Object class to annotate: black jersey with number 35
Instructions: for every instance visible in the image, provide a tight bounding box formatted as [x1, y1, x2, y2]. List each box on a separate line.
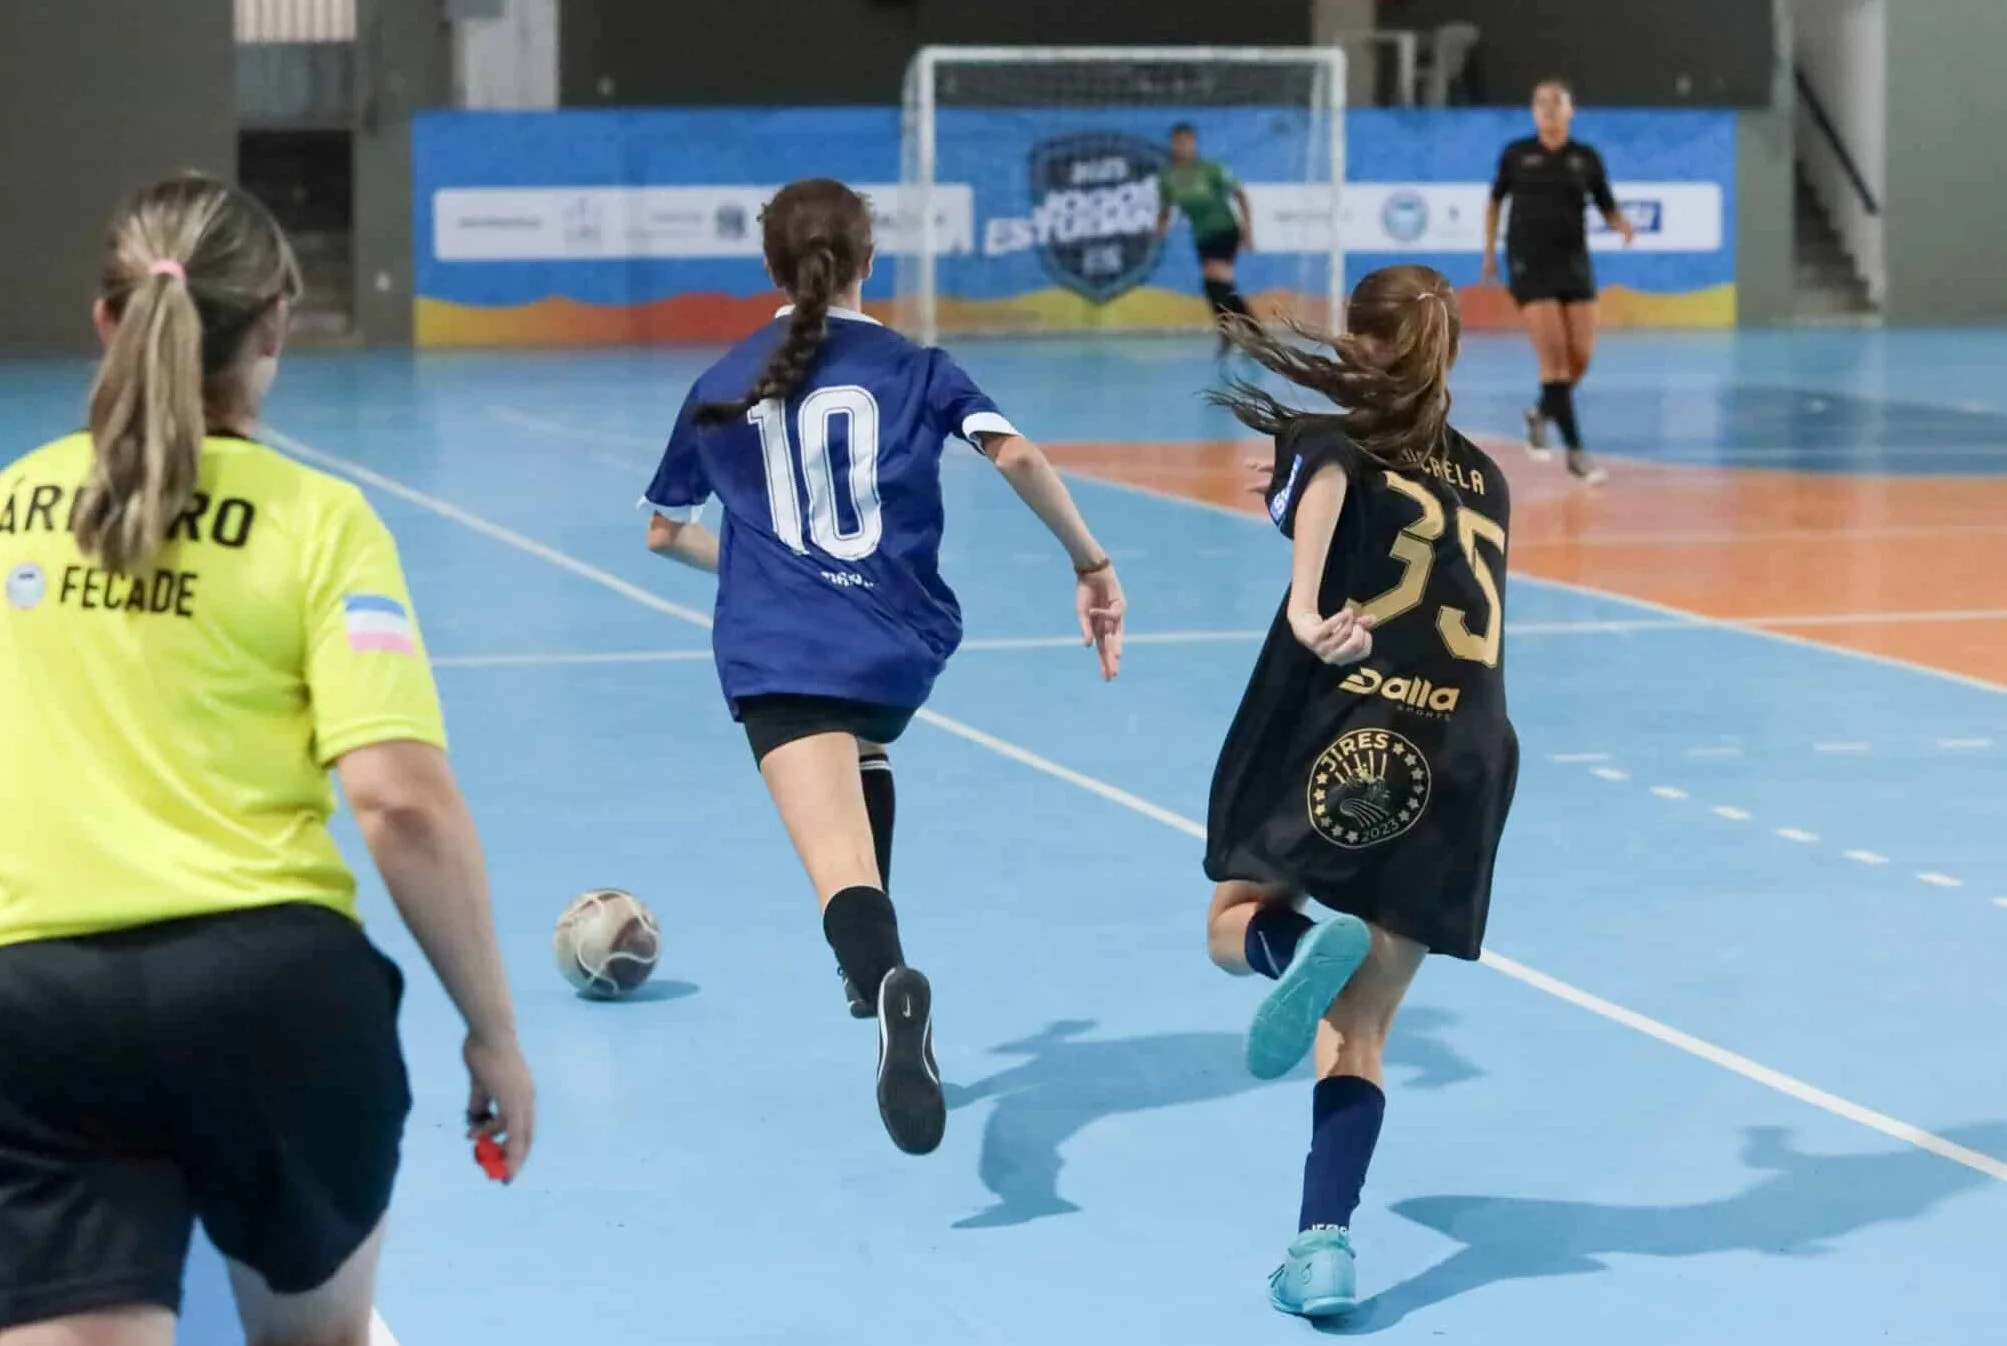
[1204, 423, 1519, 960]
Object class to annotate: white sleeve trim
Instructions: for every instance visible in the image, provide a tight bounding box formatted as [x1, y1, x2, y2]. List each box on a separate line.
[637, 496, 706, 523]
[961, 411, 1019, 443]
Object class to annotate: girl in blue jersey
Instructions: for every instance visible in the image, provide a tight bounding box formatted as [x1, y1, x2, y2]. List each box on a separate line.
[641, 178, 1126, 1156]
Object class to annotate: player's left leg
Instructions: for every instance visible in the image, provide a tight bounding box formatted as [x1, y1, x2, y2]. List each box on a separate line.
[1559, 299, 1607, 483]
[761, 731, 944, 1155]
[1269, 923, 1426, 1320]
[840, 740, 897, 1018]
[1208, 881, 1373, 1082]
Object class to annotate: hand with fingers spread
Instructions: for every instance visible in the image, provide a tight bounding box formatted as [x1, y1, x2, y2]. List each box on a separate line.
[465, 1030, 536, 1183]
[1075, 558, 1126, 680]
[1288, 606, 1378, 666]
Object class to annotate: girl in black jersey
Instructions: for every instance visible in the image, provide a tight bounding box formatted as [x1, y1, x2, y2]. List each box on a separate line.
[1480, 79, 1633, 483]
[1201, 265, 1518, 1320]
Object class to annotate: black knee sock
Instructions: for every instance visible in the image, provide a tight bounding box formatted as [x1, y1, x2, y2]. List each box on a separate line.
[860, 749, 895, 892]
[1203, 278, 1253, 323]
[824, 886, 904, 1009]
[1540, 381, 1583, 450]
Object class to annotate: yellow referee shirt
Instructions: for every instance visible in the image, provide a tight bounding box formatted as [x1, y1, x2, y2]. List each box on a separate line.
[0, 432, 447, 946]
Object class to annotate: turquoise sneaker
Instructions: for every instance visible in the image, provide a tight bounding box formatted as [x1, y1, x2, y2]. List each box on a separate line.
[1245, 914, 1371, 1080]
[1268, 1227, 1358, 1318]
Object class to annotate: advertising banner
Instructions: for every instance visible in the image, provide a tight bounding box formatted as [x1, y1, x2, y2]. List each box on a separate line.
[413, 106, 1735, 345]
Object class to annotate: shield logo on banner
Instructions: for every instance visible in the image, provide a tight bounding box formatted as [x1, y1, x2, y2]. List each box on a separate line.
[1027, 132, 1168, 305]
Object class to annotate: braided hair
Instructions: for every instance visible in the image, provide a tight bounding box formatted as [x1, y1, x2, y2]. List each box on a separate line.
[694, 179, 874, 425]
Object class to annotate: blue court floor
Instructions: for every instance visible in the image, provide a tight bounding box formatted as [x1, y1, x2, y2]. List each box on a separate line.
[5, 329, 2006, 1346]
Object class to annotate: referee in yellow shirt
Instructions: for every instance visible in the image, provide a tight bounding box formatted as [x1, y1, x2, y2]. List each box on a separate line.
[0, 174, 533, 1346]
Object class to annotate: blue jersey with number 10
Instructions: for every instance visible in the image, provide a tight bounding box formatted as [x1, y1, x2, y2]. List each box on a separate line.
[642, 306, 1017, 717]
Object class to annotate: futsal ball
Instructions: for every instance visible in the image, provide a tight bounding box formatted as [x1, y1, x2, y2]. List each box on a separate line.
[553, 888, 661, 999]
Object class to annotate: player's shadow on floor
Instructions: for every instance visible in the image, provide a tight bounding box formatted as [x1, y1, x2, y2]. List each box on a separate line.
[945, 1008, 1477, 1230]
[1329, 1122, 2007, 1336]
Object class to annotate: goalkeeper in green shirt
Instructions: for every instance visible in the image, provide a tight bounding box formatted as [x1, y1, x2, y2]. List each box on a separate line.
[1156, 122, 1257, 346]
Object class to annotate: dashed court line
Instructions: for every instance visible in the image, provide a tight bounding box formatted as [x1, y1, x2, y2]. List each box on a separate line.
[1555, 753, 1990, 907]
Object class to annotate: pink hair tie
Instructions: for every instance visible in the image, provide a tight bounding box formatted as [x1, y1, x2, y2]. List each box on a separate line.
[147, 259, 186, 281]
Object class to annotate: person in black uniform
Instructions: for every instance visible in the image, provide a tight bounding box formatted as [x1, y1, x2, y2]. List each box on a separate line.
[1202, 264, 1518, 1320]
[1480, 78, 1634, 484]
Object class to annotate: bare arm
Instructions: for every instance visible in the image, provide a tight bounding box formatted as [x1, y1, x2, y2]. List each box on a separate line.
[983, 433, 1126, 678]
[1234, 185, 1256, 247]
[1481, 200, 1501, 277]
[984, 434, 1108, 569]
[1285, 463, 1376, 664]
[338, 739, 535, 1174]
[646, 511, 719, 573]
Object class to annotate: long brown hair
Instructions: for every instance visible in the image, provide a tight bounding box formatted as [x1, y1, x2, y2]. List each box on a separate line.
[693, 179, 874, 425]
[76, 174, 301, 573]
[1207, 263, 1460, 471]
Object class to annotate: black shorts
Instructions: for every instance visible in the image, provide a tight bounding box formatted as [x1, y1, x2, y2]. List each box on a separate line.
[0, 903, 409, 1329]
[1508, 249, 1596, 306]
[1195, 226, 1243, 265]
[739, 693, 917, 765]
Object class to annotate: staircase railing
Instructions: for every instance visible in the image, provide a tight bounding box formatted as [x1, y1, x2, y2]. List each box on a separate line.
[1793, 63, 1879, 217]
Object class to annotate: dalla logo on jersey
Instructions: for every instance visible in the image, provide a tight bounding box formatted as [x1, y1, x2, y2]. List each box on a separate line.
[1307, 727, 1432, 851]
[1025, 132, 1167, 304]
[1339, 665, 1460, 718]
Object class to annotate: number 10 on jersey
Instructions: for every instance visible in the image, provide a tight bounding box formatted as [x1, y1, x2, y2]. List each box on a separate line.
[748, 387, 884, 562]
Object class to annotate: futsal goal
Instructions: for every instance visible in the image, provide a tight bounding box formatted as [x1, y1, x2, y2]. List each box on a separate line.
[895, 46, 1347, 345]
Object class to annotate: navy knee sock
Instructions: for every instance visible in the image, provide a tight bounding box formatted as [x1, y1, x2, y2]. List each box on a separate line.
[1299, 1075, 1387, 1232]
[1244, 904, 1314, 979]
[1540, 380, 1583, 450]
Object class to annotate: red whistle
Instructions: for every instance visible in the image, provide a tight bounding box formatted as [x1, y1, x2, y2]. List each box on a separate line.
[474, 1134, 508, 1182]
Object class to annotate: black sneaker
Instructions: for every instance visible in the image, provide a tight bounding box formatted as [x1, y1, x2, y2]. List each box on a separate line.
[1523, 407, 1554, 462]
[1566, 448, 1609, 485]
[840, 968, 873, 1019]
[875, 966, 945, 1156]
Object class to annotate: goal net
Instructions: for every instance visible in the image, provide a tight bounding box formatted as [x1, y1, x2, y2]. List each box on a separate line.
[895, 46, 1346, 345]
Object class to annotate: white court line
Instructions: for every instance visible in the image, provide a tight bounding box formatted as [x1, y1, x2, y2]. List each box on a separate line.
[1651, 786, 1689, 800]
[488, 404, 663, 452]
[1937, 737, 1994, 750]
[264, 422, 2007, 1190]
[1590, 766, 1631, 781]
[1712, 806, 1752, 821]
[1548, 752, 1611, 764]
[1777, 828, 1820, 844]
[1814, 742, 1870, 753]
[1918, 873, 1965, 889]
[1844, 849, 1890, 866]
[372, 1313, 399, 1346]
[1687, 746, 1743, 758]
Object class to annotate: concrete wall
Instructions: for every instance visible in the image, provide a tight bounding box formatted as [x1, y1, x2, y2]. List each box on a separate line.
[1881, 0, 2007, 324]
[352, 0, 451, 344]
[0, 2, 236, 352]
[1794, 0, 1885, 305]
[1735, 0, 1798, 327]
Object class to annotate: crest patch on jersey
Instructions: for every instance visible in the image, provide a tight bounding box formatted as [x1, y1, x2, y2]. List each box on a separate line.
[1306, 726, 1432, 850]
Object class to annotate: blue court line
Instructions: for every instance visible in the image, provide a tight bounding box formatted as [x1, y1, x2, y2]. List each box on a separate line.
[259, 420, 2007, 1192]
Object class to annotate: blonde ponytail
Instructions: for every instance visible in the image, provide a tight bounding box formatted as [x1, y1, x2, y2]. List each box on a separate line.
[72, 174, 303, 575]
[76, 268, 208, 573]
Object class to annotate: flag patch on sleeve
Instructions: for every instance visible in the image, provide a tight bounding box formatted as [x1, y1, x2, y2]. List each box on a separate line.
[343, 594, 416, 654]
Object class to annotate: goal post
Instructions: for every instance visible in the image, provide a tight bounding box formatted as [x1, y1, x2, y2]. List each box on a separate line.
[896, 45, 1346, 346]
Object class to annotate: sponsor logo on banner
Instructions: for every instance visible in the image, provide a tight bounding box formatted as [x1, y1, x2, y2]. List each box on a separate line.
[1243, 181, 1722, 254]
[1015, 133, 1168, 304]
[433, 185, 973, 261]
[1379, 189, 1429, 244]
